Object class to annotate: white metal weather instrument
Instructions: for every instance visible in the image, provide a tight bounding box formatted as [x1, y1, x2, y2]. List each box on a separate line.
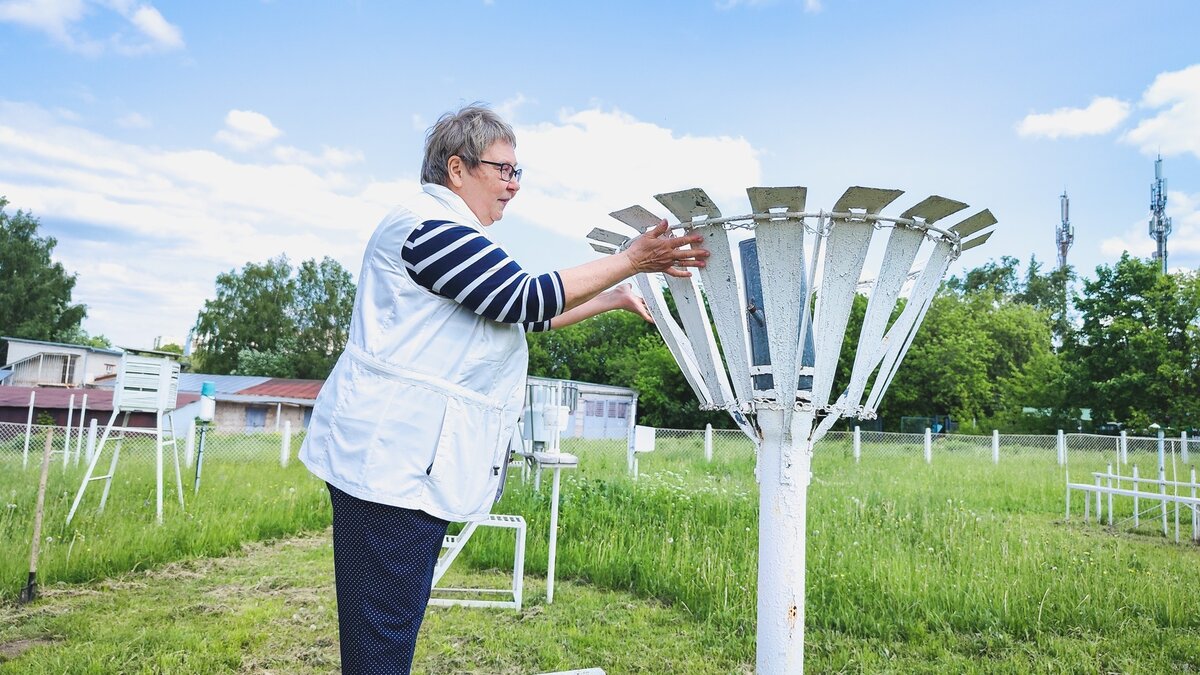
[588, 185, 995, 674]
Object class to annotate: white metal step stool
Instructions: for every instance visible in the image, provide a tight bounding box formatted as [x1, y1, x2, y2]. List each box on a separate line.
[430, 513, 526, 610]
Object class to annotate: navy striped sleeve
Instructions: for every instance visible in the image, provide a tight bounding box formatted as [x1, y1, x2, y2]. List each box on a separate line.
[402, 220, 565, 326]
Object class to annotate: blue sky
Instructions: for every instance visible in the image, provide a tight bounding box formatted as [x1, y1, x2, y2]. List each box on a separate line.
[1, 0, 1198, 349]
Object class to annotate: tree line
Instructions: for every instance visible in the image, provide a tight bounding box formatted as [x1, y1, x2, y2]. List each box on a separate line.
[5, 199, 1196, 434]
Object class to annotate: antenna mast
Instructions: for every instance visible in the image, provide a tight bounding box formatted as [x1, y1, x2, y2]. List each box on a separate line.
[1149, 155, 1172, 273]
[1056, 191, 1073, 271]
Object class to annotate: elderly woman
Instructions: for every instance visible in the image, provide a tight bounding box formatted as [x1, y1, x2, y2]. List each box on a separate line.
[299, 104, 707, 673]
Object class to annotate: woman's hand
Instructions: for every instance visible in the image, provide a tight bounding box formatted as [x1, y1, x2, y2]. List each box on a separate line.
[625, 219, 708, 278]
[608, 283, 653, 323]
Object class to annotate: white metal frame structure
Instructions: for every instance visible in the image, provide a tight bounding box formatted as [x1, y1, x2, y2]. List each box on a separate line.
[67, 352, 185, 525]
[588, 185, 995, 674]
[430, 513, 527, 610]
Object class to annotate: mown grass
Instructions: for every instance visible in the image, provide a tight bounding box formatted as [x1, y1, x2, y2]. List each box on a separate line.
[3, 433, 1199, 672]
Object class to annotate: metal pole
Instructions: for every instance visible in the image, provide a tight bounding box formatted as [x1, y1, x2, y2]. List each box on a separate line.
[1159, 429, 1167, 535]
[546, 466, 562, 604]
[85, 419, 97, 464]
[185, 419, 196, 468]
[1106, 463, 1113, 526]
[22, 390, 34, 469]
[156, 410, 164, 525]
[755, 409, 812, 674]
[75, 394, 88, 466]
[63, 394, 74, 469]
[1132, 465, 1140, 528]
[280, 420, 292, 467]
[193, 424, 208, 495]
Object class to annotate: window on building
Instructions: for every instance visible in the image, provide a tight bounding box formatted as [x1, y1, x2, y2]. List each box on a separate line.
[245, 406, 268, 431]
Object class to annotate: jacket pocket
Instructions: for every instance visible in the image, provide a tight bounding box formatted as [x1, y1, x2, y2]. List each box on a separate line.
[425, 396, 505, 517]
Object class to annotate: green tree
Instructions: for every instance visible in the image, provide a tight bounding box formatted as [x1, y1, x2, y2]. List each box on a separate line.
[192, 256, 296, 375]
[193, 255, 355, 378]
[291, 257, 356, 379]
[0, 197, 87, 362]
[1070, 254, 1200, 431]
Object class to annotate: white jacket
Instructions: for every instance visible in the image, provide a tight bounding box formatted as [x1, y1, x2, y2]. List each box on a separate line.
[299, 184, 528, 522]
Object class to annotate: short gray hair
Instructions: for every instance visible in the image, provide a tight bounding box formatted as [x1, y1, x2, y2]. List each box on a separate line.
[421, 104, 517, 186]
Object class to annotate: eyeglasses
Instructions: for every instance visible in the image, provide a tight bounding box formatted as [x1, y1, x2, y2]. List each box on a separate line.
[478, 160, 522, 183]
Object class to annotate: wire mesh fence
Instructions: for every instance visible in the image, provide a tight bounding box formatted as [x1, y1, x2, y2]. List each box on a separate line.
[1, 420, 307, 471]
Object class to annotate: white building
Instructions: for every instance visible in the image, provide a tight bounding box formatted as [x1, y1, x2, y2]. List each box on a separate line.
[0, 337, 123, 388]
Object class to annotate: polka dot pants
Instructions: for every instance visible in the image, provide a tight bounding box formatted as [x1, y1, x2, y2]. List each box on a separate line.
[327, 483, 450, 674]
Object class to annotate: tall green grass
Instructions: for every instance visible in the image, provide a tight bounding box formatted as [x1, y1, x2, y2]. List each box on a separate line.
[4, 432, 1198, 668]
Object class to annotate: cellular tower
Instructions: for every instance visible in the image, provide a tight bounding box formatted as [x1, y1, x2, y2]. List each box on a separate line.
[1149, 155, 1172, 274]
[1056, 191, 1073, 271]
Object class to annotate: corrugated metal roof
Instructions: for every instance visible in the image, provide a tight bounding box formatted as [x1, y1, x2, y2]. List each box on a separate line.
[0, 386, 199, 410]
[238, 378, 324, 400]
[177, 373, 270, 395]
[2, 336, 124, 356]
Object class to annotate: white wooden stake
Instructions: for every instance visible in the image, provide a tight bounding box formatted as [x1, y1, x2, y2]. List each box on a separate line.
[992, 429, 999, 465]
[853, 426, 861, 463]
[22, 390, 35, 469]
[63, 394, 75, 469]
[924, 428, 932, 464]
[1120, 430, 1128, 465]
[704, 423, 713, 463]
[281, 420, 292, 467]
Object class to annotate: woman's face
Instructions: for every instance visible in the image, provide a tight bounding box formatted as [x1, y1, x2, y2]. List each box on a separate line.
[449, 140, 520, 226]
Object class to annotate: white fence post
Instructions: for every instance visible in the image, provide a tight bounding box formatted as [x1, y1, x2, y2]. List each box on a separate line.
[1182, 431, 1190, 464]
[85, 419, 98, 464]
[924, 428, 932, 464]
[625, 396, 639, 477]
[185, 419, 196, 468]
[1132, 465, 1140, 528]
[1120, 430, 1128, 465]
[75, 394, 88, 465]
[63, 394, 75, 469]
[704, 423, 713, 463]
[23, 390, 35, 469]
[853, 426, 861, 463]
[1057, 430, 1065, 466]
[280, 421, 292, 468]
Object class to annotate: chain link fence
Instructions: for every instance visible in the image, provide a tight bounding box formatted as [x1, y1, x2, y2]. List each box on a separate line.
[6, 417, 1194, 487]
[1, 420, 307, 472]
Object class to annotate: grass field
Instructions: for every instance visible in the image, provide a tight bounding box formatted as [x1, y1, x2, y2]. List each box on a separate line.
[2, 432, 1198, 672]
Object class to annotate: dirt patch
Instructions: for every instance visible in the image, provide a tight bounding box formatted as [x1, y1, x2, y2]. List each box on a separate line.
[0, 637, 56, 661]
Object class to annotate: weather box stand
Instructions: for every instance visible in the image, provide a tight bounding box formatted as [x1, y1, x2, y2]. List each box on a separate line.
[67, 348, 185, 525]
[588, 185, 995, 673]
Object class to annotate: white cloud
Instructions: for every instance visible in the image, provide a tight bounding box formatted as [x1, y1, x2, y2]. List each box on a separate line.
[1016, 97, 1130, 139]
[0, 0, 183, 56]
[510, 107, 762, 239]
[272, 144, 365, 168]
[0, 100, 416, 346]
[127, 4, 181, 50]
[0, 101, 764, 346]
[115, 111, 150, 128]
[1099, 189, 1200, 272]
[214, 109, 283, 151]
[1123, 63, 1200, 159]
[495, 93, 530, 123]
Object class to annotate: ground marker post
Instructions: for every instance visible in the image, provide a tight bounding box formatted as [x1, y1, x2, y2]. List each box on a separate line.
[590, 185, 995, 673]
[924, 428, 932, 464]
[20, 431, 54, 604]
[853, 426, 861, 463]
[992, 429, 999, 465]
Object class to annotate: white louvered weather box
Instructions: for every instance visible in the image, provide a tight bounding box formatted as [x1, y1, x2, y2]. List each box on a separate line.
[114, 352, 181, 413]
